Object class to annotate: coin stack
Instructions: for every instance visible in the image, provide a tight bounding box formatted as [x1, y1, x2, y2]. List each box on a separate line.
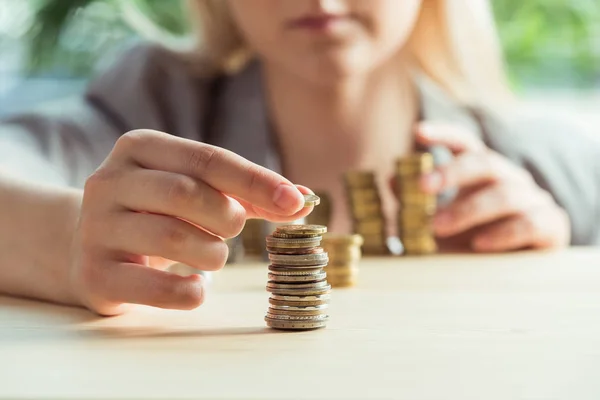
[395, 152, 437, 255]
[343, 171, 388, 255]
[265, 224, 331, 330]
[321, 234, 363, 288]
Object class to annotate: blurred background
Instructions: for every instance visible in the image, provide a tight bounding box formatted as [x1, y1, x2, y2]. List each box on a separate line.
[0, 0, 599, 126]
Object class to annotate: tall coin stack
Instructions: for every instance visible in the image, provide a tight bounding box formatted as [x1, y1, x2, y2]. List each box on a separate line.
[344, 171, 389, 255]
[265, 224, 331, 330]
[321, 234, 364, 288]
[395, 152, 437, 255]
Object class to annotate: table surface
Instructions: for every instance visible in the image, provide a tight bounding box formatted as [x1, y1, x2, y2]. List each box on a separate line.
[1, 248, 600, 400]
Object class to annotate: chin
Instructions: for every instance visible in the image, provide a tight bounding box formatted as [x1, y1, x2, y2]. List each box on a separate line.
[297, 51, 374, 87]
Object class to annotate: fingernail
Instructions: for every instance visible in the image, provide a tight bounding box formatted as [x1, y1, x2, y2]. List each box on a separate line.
[273, 184, 303, 213]
[421, 172, 442, 193]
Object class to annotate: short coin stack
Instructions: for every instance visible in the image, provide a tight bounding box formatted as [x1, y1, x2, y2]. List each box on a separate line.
[343, 171, 388, 255]
[395, 152, 437, 255]
[321, 234, 364, 288]
[265, 224, 331, 330]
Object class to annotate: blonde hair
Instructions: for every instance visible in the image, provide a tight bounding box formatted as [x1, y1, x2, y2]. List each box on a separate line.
[124, 0, 513, 106]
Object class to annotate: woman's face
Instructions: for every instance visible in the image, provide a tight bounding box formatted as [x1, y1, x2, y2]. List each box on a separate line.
[226, 0, 423, 84]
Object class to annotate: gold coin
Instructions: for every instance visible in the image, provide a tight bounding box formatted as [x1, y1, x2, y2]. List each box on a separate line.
[351, 203, 383, 220]
[303, 194, 321, 207]
[322, 233, 364, 247]
[395, 153, 434, 175]
[265, 317, 328, 330]
[276, 224, 327, 236]
[348, 188, 380, 205]
[343, 171, 376, 188]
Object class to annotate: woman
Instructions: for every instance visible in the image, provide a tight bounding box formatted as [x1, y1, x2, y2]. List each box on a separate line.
[0, 0, 598, 315]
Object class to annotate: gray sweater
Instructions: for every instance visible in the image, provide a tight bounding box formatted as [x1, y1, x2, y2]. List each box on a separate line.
[1, 44, 599, 244]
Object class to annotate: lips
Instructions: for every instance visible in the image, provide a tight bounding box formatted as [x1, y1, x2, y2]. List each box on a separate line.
[287, 14, 353, 31]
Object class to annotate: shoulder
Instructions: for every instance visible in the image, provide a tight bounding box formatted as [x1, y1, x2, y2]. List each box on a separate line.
[85, 41, 218, 138]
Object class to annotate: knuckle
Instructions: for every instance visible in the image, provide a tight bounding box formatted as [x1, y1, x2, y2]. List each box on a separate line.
[209, 240, 229, 271]
[224, 205, 247, 238]
[166, 176, 198, 207]
[187, 145, 219, 174]
[116, 130, 150, 153]
[161, 222, 189, 253]
[85, 167, 117, 194]
[245, 164, 265, 192]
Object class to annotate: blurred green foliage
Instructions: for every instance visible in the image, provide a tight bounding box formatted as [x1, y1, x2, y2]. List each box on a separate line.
[2, 0, 599, 87]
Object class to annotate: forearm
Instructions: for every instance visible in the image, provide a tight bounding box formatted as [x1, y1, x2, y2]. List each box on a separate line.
[0, 173, 82, 305]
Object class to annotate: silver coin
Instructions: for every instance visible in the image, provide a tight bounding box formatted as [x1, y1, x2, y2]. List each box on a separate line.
[265, 317, 328, 330]
[265, 313, 329, 321]
[268, 266, 325, 275]
[266, 286, 332, 296]
[266, 236, 322, 247]
[267, 280, 329, 290]
[269, 304, 329, 311]
[268, 253, 329, 266]
[270, 294, 331, 302]
[268, 271, 327, 282]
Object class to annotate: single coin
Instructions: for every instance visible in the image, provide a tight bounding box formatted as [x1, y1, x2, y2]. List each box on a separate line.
[267, 286, 332, 296]
[267, 280, 329, 290]
[265, 236, 322, 248]
[270, 294, 331, 302]
[269, 297, 330, 307]
[268, 253, 329, 266]
[266, 247, 324, 255]
[269, 265, 325, 274]
[272, 232, 322, 239]
[276, 225, 327, 236]
[268, 271, 327, 282]
[269, 303, 329, 311]
[265, 317, 328, 330]
[267, 307, 327, 317]
[303, 194, 321, 207]
[265, 313, 329, 321]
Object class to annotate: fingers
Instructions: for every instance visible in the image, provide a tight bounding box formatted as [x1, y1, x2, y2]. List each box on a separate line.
[434, 182, 548, 237]
[111, 130, 305, 216]
[415, 122, 485, 154]
[420, 150, 532, 194]
[115, 169, 246, 238]
[104, 211, 229, 271]
[472, 207, 571, 252]
[236, 185, 316, 222]
[86, 263, 205, 314]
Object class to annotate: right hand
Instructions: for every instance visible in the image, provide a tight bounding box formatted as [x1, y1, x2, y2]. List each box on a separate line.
[70, 130, 312, 316]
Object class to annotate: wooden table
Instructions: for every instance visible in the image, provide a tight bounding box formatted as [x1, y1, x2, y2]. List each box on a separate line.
[1, 249, 600, 400]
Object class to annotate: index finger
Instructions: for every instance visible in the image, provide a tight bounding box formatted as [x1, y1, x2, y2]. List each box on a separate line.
[112, 130, 305, 216]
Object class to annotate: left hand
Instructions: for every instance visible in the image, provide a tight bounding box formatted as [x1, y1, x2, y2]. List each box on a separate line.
[416, 122, 571, 252]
